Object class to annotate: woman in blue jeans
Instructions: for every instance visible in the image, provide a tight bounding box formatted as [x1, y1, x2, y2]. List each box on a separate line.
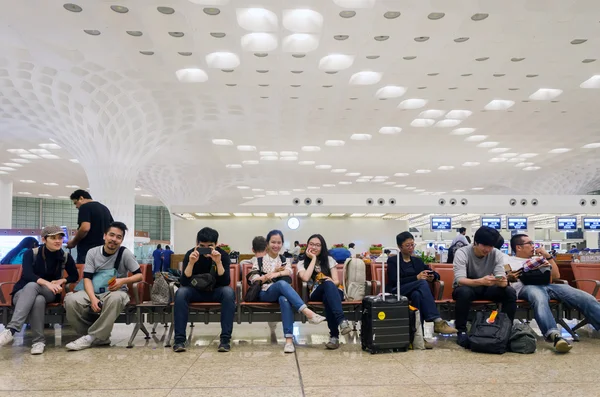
[298, 234, 352, 349]
[251, 230, 325, 353]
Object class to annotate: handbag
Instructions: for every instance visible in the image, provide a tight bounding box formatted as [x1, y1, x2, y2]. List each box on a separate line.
[74, 247, 126, 294]
[151, 272, 172, 304]
[260, 256, 293, 284]
[519, 258, 552, 285]
[190, 262, 217, 292]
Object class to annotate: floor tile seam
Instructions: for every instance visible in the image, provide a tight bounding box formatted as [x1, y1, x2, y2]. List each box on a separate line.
[294, 344, 306, 397]
[169, 334, 218, 391]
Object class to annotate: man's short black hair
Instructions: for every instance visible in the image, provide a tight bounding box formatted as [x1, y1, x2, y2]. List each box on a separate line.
[349, 243, 355, 248]
[294, 240, 299, 246]
[396, 231, 414, 246]
[70, 189, 92, 200]
[252, 236, 267, 252]
[458, 227, 467, 234]
[157, 244, 162, 250]
[473, 226, 500, 247]
[197, 227, 219, 244]
[166, 245, 170, 250]
[494, 234, 505, 250]
[510, 234, 529, 254]
[106, 221, 128, 236]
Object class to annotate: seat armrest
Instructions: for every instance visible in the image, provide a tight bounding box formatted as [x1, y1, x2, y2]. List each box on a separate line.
[434, 280, 445, 301]
[553, 279, 569, 285]
[0, 282, 17, 304]
[236, 281, 242, 303]
[302, 281, 308, 303]
[374, 280, 381, 295]
[572, 279, 600, 297]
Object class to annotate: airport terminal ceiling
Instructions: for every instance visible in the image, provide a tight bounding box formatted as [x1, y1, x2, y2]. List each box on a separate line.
[1, 0, 600, 212]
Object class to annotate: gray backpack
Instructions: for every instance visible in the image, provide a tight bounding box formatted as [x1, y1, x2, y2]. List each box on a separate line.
[342, 257, 366, 301]
[509, 323, 537, 354]
[151, 273, 172, 304]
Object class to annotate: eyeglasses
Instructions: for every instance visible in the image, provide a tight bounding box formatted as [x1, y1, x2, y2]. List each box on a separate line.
[308, 243, 322, 248]
[517, 242, 535, 246]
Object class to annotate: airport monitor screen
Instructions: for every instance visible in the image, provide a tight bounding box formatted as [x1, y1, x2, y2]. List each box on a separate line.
[583, 217, 600, 231]
[481, 217, 502, 230]
[431, 217, 452, 231]
[507, 217, 528, 230]
[556, 217, 577, 231]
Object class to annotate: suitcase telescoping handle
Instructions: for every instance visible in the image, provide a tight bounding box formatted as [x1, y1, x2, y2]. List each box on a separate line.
[380, 247, 401, 299]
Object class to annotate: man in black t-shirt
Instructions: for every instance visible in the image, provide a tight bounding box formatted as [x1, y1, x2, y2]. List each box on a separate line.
[67, 189, 113, 264]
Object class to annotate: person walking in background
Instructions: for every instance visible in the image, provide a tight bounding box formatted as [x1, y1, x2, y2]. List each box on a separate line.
[1, 237, 39, 265]
[67, 189, 113, 264]
[161, 245, 174, 272]
[152, 244, 163, 273]
[348, 243, 357, 258]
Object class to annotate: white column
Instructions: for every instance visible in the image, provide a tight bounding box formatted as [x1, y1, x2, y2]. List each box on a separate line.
[169, 207, 176, 252]
[585, 232, 599, 249]
[396, 220, 409, 233]
[0, 180, 13, 228]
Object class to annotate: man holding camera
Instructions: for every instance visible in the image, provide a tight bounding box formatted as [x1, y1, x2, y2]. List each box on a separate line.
[172, 227, 234, 353]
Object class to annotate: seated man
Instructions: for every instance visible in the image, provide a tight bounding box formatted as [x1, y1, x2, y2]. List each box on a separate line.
[64, 222, 142, 351]
[452, 226, 517, 348]
[507, 234, 600, 353]
[387, 232, 457, 349]
[172, 227, 234, 353]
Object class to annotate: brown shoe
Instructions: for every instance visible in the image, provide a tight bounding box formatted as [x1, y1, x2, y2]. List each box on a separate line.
[434, 320, 458, 334]
[424, 339, 434, 350]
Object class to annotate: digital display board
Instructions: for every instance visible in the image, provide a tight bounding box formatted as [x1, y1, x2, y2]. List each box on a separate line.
[556, 217, 577, 231]
[507, 217, 528, 230]
[551, 243, 561, 250]
[431, 217, 452, 231]
[481, 217, 502, 230]
[583, 217, 600, 231]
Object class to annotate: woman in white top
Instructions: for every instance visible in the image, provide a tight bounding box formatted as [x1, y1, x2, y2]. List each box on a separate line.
[250, 230, 325, 353]
[298, 234, 352, 349]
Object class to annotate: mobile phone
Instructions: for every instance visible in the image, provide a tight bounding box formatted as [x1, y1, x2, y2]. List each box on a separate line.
[196, 247, 212, 255]
[495, 275, 504, 280]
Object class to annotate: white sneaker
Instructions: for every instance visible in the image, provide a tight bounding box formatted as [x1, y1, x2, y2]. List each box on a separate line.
[0, 329, 14, 346]
[308, 314, 326, 325]
[31, 342, 45, 355]
[92, 338, 111, 346]
[66, 335, 95, 351]
[284, 342, 295, 353]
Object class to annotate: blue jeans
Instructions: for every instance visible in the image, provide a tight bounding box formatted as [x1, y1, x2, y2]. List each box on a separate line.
[519, 284, 600, 338]
[310, 281, 345, 338]
[174, 286, 236, 344]
[259, 280, 307, 338]
[393, 280, 440, 323]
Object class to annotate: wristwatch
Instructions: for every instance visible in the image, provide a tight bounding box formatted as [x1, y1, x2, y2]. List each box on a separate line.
[545, 256, 553, 260]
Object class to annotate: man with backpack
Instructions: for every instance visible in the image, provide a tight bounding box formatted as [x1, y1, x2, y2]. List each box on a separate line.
[172, 227, 234, 353]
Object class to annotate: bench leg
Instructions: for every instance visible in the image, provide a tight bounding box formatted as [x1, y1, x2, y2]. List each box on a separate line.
[151, 321, 159, 334]
[140, 322, 150, 339]
[558, 318, 580, 341]
[164, 310, 174, 347]
[571, 318, 589, 333]
[127, 307, 143, 348]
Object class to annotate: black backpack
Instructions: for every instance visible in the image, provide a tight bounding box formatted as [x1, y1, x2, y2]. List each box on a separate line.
[446, 242, 467, 263]
[469, 311, 512, 354]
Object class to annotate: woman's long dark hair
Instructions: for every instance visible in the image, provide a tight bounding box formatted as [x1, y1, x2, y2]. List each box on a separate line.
[303, 234, 331, 277]
[1, 237, 39, 264]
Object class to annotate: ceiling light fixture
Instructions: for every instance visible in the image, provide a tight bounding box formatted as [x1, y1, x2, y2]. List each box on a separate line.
[529, 88, 563, 100]
[398, 99, 428, 109]
[339, 10, 356, 18]
[325, 140, 345, 147]
[157, 6, 175, 14]
[582, 143, 600, 149]
[225, 164, 242, 168]
[84, 30, 101, 36]
[471, 13, 489, 21]
[465, 135, 488, 142]
[110, 5, 128, 13]
[549, 148, 571, 154]
[175, 68, 208, 83]
[375, 86, 406, 99]
[484, 99, 514, 110]
[477, 141, 500, 148]
[212, 139, 233, 145]
[410, 118, 435, 127]
[378, 127, 401, 135]
[64, 3, 82, 12]
[462, 162, 480, 167]
[350, 134, 372, 140]
[236, 145, 256, 151]
[349, 71, 382, 85]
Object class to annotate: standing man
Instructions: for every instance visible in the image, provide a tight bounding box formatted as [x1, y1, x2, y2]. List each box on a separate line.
[161, 245, 174, 272]
[67, 189, 113, 264]
[152, 244, 163, 273]
[348, 243, 356, 258]
[451, 227, 470, 247]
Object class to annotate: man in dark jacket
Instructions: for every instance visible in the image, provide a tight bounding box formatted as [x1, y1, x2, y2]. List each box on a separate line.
[387, 232, 457, 342]
[172, 227, 234, 353]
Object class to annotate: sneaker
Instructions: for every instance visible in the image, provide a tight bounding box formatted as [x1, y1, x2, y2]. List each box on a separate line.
[66, 335, 94, 351]
[553, 335, 572, 354]
[339, 320, 352, 336]
[284, 342, 295, 353]
[172, 342, 186, 353]
[30, 342, 45, 355]
[92, 338, 111, 347]
[434, 320, 458, 334]
[218, 340, 231, 352]
[424, 339, 434, 350]
[325, 337, 340, 350]
[0, 329, 14, 346]
[308, 314, 326, 325]
[457, 332, 470, 349]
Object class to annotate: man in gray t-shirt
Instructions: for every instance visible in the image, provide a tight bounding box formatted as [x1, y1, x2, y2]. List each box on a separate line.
[64, 222, 142, 351]
[452, 227, 517, 348]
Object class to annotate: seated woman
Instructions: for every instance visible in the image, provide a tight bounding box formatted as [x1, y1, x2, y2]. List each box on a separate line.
[0, 226, 78, 355]
[1, 237, 40, 265]
[298, 234, 352, 350]
[250, 230, 325, 353]
[387, 232, 457, 348]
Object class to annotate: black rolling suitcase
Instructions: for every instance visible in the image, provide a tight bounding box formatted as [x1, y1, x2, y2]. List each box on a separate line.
[361, 247, 411, 354]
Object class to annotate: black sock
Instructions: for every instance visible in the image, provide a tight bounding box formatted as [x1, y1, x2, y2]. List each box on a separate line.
[8, 328, 17, 335]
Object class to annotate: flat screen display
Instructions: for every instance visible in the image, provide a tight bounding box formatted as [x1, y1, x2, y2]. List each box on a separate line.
[583, 217, 600, 231]
[556, 217, 577, 231]
[481, 217, 502, 230]
[507, 217, 528, 230]
[551, 243, 561, 250]
[60, 226, 69, 244]
[430, 217, 452, 231]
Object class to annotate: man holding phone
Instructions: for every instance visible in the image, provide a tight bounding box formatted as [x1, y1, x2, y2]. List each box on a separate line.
[452, 226, 517, 348]
[172, 227, 234, 353]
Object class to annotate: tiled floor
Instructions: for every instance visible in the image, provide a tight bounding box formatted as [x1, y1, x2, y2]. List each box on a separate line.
[0, 320, 599, 397]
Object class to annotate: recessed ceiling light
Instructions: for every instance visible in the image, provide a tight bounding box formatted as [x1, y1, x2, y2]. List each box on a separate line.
[177, 52, 193, 57]
[66, 185, 80, 188]
[384, 11, 401, 19]
[489, 158, 507, 163]
[350, 134, 372, 141]
[438, 166, 454, 171]
[523, 166, 541, 171]
[38, 194, 52, 197]
[465, 135, 488, 142]
[484, 99, 514, 110]
[452, 189, 465, 193]
[299, 160, 316, 165]
[489, 147, 510, 153]
[110, 5, 129, 13]
[427, 12, 445, 20]
[405, 187, 417, 190]
[139, 51, 154, 55]
[325, 140, 345, 146]
[225, 164, 242, 168]
[349, 213, 366, 218]
[520, 153, 538, 158]
[157, 6, 175, 14]
[64, 3, 82, 12]
[582, 143, 600, 149]
[435, 119, 461, 128]
[307, 186, 321, 190]
[383, 182, 395, 185]
[211, 213, 231, 217]
[403, 56, 417, 60]
[17, 192, 32, 195]
[345, 172, 361, 177]
[339, 10, 356, 18]
[319, 54, 354, 72]
[301, 146, 321, 152]
[280, 156, 298, 161]
[366, 55, 380, 59]
[43, 182, 58, 186]
[419, 109, 445, 119]
[3, 163, 22, 167]
[475, 57, 489, 62]
[375, 86, 406, 99]
[378, 127, 401, 135]
[19, 154, 40, 159]
[394, 184, 407, 188]
[331, 169, 347, 173]
[580, 75, 600, 88]
[12, 159, 30, 163]
[462, 162, 480, 167]
[375, 35, 390, 41]
[334, 34, 349, 41]
[471, 187, 485, 191]
[446, 110, 472, 120]
[454, 37, 469, 43]
[280, 151, 298, 156]
[0, 167, 15, 171]
[212, 139, 233, 146]
[20, 180, 36, 184]
[477, 141, 500, 148]
[451, 128, 475, 136]
[582, 58, 596, 63]
[176, 68, 208, 83]
[242, 160, 259, 165]
[260, 156, 278, 161]
[237, 185, 251, 190]
[236, 145, 256, 151]
[323, 184, 337, 188]
[549, 148, 571, 154]
[571, 39, 587, 45]
[84, 29, 101, 36]
[316, 165, 332, 170]
[339, 181, 352, 185]
[203, 7, 220, 15]
[500, 153, 518, 158]
[30, 149, 50, 154]
[515, 162, 534, 168]
[206, 52, 240, 69]
[415, 169, 431, 174]
[7, 149, 28, 154]
[471, 13, 489, 21]
[126, 31, 143, 37]
[398, 99, 428, 109]
[394, 173, 409, 177]
[349, 71, 382, 85]
[529, 88, 562, 100]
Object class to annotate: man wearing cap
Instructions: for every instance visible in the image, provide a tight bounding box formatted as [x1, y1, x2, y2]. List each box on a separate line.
[64, 221, 142, 351]
[0, 226, 78, 355]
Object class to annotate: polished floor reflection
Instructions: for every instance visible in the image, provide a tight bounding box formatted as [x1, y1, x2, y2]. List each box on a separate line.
[0, 319, 599, 397]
